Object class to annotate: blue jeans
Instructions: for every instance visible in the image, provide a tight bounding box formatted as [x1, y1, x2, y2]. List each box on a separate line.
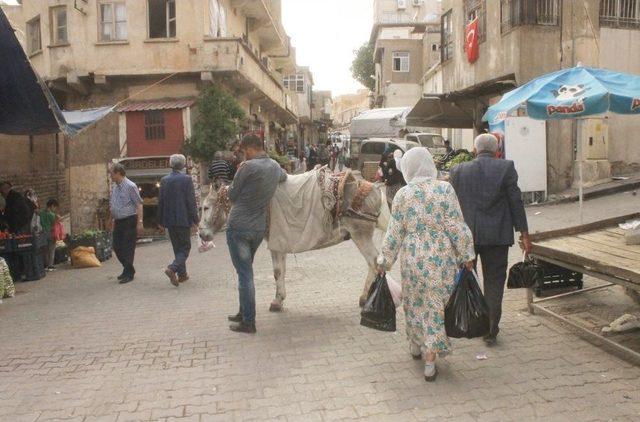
[226, 229, 265, 324]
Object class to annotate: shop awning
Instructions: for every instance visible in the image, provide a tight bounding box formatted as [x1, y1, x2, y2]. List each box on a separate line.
[0, 8, 116, 136]
[115, 99, 196, 112]
[406, 96, 474, 129]
[407, 75, 517, 129]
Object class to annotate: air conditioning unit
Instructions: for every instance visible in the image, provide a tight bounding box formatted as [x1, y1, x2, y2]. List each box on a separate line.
[412, 0, 423, 6]
[397, 0, 407, 10]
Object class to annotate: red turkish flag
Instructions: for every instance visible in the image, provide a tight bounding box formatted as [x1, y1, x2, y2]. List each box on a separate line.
[466, 17, 479, 63]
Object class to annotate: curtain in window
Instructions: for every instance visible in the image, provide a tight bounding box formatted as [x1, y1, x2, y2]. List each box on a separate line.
[209, 0, 219, 37]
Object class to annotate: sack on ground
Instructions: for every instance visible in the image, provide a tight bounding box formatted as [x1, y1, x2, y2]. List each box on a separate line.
[507, 256, 543, 289]
[386, 275, 402, 307]
[445, 268, 490, 339]
[360, 273, 396, 332]
[70, 246, 101, 268]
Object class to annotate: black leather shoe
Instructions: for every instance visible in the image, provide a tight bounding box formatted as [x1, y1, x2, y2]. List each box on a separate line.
[483, 335, 497, 346]
[229, 322, 256, 334]
[228, 313, 242, 323]
[165, 268, 179, 287]
[117, 273, 126, 281]
[119, 275, 134, 284]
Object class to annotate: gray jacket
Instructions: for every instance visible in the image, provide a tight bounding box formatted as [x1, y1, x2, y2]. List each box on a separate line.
[227, 154, 287, 232]
[450, 153, 528, 246]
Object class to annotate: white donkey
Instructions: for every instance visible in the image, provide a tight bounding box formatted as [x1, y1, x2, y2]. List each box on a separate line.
[199, 169, 390, 311]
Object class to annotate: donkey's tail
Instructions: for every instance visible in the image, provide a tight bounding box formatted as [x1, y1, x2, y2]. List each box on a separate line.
[377, 186, 391, 232]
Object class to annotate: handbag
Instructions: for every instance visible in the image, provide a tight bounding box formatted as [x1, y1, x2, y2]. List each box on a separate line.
[507, 253, 543, 289]
[53, 219, 66, 242]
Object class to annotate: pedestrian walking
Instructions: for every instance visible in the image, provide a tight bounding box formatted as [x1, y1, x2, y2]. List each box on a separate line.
[376, 147, 475, 382]
[337, 148, 346, 172]
[308, 145, 318, 170]
[449, 133, 532, 345]
[223, 134, 287, 334]
[208, 151, 235, 185]
[379, 149, 405, 208]
[157, 154, 200, 286]
[109, 164, 143, 284]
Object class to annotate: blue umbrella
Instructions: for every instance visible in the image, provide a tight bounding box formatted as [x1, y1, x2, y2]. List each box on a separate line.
[483, 65, 640, 124]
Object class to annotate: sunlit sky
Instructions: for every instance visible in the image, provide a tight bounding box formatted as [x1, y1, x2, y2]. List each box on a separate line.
[282, 0, 372, 97]
[1, 0, 373, 96]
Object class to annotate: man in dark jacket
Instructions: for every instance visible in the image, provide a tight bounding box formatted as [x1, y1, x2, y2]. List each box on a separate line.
[158, 155, 200, 287]
[0, 181, 33, 233]
[450, 134, 532, 345]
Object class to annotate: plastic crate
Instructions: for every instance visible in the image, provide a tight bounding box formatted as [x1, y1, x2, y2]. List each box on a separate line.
[54, 246, 69, 265]
[14, 235, 34, 251]
[0, 239, 14, 254]
[67, 232, 113, 262]
[534, 260, 583, 297]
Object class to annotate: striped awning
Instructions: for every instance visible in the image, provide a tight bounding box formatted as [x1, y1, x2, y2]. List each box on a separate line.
[116, 99, 196, 112]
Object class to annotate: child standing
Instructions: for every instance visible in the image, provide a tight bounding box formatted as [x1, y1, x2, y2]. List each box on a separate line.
[40, 199, 60, 271]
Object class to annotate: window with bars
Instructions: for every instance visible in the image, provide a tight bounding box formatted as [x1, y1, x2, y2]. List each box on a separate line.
[392, 52, 410, 72]
[99, 1, 127, 41]
[144, 111, 166, 140]
[441, 9, 453, 62]
[50, 6, 68, 45]
[600, 0, 640, 28]
[500, 0, 561, 33]
[283, 74, 305, 92]
[464, 0, 486, 43]
[148, 0, 176, 39]
[27, 16, 41, 55]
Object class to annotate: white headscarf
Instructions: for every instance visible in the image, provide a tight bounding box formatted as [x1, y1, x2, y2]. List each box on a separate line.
[400, 147, 438, 184]
[393, 149, 403, 172]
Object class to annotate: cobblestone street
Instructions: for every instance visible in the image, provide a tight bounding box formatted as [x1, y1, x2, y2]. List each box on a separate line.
[2, 193, 640, 421]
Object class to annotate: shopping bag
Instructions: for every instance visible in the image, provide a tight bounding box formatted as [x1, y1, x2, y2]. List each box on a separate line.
[507, 253, 543, 289]
[360, 273, 396, 332]
[53, 220, 66, 242]
[386, 275, 402, 307]
[444, 268, 490, 339]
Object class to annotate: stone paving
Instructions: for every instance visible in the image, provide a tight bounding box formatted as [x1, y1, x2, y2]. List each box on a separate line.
[1, 192, 640, 421]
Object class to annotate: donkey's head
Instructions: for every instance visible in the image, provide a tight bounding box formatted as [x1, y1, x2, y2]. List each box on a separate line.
[198, 179, 230, 242]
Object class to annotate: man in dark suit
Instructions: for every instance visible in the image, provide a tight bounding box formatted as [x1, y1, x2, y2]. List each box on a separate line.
[158, 154, 200, 287]
[450, 134, 532, 345]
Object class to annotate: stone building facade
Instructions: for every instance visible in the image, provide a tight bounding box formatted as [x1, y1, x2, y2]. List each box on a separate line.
[2, 0, 300, 233]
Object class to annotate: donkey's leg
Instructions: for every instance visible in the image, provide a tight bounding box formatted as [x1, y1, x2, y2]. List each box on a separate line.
[269, 250, 287, 312]
[350, 224, 380, 307]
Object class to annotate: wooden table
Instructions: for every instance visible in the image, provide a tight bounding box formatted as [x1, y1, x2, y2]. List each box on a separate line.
[528, 213, 640, 361]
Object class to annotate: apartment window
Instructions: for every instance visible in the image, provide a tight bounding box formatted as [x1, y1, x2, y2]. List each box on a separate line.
[464, 0, 486, 43]
[148, 0, 176, 38]
[441, 10, 453, 62]
[283, 75, 305, 93]
[144, 111, 166, 140]
[500, 0, 561, 33]
[392, 52, 410, 72]
[100, 2, 127, 41]
[26, 16, 41, 55]
[50, 6, 68, 45]
[601, 0, 640, 28]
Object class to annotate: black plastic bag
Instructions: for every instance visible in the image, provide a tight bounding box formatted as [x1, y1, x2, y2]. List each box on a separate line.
[507, 254, 543, 289]
[360, 273, 396, 332]
[445, 269, 490, 339]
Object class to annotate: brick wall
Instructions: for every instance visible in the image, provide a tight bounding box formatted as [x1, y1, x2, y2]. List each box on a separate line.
[0, 133, 69, 213]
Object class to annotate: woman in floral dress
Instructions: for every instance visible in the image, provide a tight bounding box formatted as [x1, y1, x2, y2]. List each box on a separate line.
[376, 147, 475, 382]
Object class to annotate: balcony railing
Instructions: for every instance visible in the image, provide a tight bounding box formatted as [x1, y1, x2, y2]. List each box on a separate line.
[500, 0, 560, 34]
[600, 0, 640, 29]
